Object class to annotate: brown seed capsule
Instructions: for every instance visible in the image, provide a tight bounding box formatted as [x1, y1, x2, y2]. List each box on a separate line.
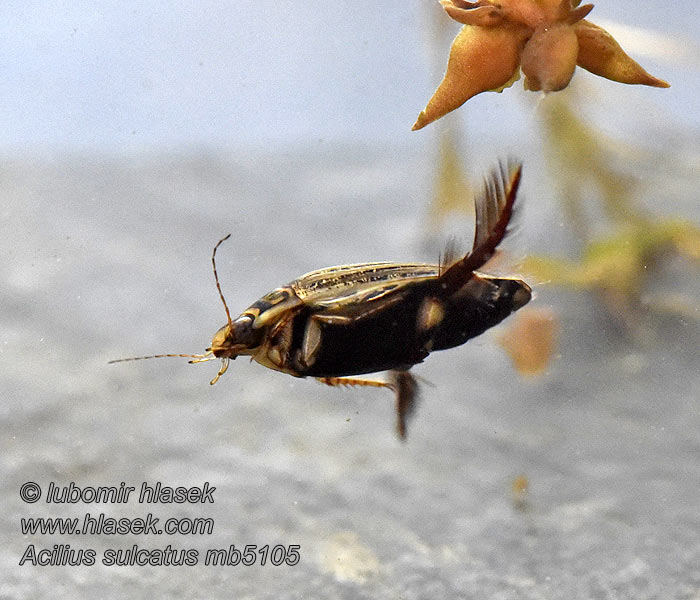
[521, 23, 579, 92]
[575, 20, 670, 88]
[414, 0, 669, 128]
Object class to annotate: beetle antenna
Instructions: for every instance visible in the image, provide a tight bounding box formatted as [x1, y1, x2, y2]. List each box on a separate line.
[212, 234, 233, 329]
[108, 352, 213, 364]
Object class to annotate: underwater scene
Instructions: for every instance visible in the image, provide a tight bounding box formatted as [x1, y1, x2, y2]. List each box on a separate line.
[3, 1, 700, 598]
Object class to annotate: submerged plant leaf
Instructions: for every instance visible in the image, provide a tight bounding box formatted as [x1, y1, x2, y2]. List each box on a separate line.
[429, 125, 473, 227]
[414, 0, 670, 129]
[539, 92, 642, 237]
[523, 219, 700, 319]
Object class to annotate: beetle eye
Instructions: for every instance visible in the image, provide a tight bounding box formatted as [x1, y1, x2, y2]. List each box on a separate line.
[233, 315, 256, 347]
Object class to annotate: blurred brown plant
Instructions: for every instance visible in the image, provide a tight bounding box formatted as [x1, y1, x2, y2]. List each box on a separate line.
[498, 307, 559, 376]
[511, 474, 530, 511]
[428, 125, 473, 229]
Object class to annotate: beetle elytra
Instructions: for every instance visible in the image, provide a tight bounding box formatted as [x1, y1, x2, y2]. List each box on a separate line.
[110, 162, 531, 439]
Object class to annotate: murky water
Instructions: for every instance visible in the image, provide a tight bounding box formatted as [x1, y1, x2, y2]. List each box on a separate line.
[2, 144, 699, 598]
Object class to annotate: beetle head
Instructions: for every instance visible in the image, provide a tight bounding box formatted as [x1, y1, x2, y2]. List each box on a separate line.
[108, 234, 262, 385]
[209, 314, 263, 359]
[204, 235, 267, 385]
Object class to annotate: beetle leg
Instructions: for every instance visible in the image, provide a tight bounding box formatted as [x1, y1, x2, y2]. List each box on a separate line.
[388, 370, 419, 441]
[317, 376, 392, 390]
[299, 315, 323, 368]
[209, 358, 230, 385]
[265, 312, 297, 369]
[317, 370, 420, 441]
[439, 163, 522, 296]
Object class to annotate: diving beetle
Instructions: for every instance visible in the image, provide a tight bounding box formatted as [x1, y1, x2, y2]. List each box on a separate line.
[111, 162, 532, 439]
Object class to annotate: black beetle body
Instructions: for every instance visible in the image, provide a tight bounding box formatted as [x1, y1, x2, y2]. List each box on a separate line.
[209, 162, 530, 437]
[113, 162, 531, 439]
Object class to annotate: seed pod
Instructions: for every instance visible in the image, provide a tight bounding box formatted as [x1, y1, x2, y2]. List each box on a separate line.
[413, 25, 525, 130]
[521, 23, 579, 92]
[575, 20, 670, 88]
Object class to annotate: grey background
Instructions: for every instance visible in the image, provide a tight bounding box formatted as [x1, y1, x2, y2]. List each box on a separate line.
[3, 2, 700, 598]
